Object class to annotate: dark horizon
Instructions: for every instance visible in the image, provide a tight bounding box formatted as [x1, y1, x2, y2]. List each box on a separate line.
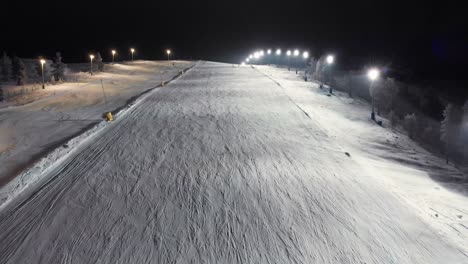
[2, 0, 467, 85]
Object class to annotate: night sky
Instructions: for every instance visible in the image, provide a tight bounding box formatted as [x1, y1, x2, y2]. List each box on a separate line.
[2, 0, 467, 84]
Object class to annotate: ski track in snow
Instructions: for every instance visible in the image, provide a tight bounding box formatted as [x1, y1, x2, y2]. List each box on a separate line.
[0, 62, 467, 263]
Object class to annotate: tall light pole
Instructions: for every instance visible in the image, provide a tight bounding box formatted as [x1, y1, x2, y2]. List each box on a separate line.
[367, 68, 380, 120]
[111, 50, 116, 64]
[325, 55, 334, 92]
[293, 49, 299, 73]
[303, 52, 309, 81]
[40, 59, 46, 89]
[89, 54, 95, 75]
[286, 50, 291, 70]
[130, 48, 135, 61]
[166, 49, 171, 61]
[276, 49, 281, 65]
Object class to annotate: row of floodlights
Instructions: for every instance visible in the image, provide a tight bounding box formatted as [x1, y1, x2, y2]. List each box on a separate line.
[88, 49, 172, 62]
[243, 49, 334, 64]
[242, 48, 380, 81]
[38, 48, 174, 65]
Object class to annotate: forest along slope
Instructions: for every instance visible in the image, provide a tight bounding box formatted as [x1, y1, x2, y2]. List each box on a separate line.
[0, 62, 466, 263]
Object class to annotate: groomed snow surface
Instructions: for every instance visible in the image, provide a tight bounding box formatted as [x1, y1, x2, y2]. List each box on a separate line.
[0, 62, 467, 263]
[0, 60, 193, 199]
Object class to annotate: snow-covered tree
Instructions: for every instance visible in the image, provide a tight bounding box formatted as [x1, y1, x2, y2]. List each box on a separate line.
[383, 78, 399, 111]
[440, 104, 462, 163]
[421, 122, 444, 152]
[313, 57, 324, 82]
[404, 113, 417, 139]
[52, 52, 67, 81]
[11, 56, 27, 85]
[307, 57, 317, 75]
[462, 100, 468, 128]
[344, 74, 353, 97]
[388, 110, 398, 128]
[370, 77, 399, 116]
[0, 52, 12, 82]
[96, 52, 104, 72]
[461, 100, 468, 161]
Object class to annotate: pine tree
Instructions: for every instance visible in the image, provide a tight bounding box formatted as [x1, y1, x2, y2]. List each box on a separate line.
[313, 59, 323, 82]
[440, 104, 462, 164]
[11, 56, 27, 85]
[371, 78, 399, 116]
[462, 100, 468, 125]
[52, 52, 67, 81]
[404, 113, 417, 139]
[0, 52, 11, 82]
[11, 56, 19, 80]
[389, 110, 398, 128]
[461, 100, 468, 162]
[383, 78, 399, 112]
[345, 74, 353, 98]
[96, 52, 104, 72]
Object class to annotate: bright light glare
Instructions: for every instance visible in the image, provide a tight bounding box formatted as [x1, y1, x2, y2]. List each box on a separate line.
[89, 54, 95, 60]
[131, 48, 135, 53]
[368, 68, 380, 81]
[241, 62, 245, 66]
[276, 49, 281, 55]
[166, 49, 171, 55]
[40, 59, 46, 65]
[259, 50, 264, 56]
[303, 51, 309, 59]
[326, 55, 334, 64]
[286, 50, 291, 56]
[293, 49, 299, 56]
[246, 58, 250, 62]
[112, 50, 116, 55]
[267, 49, 271, 54]
[249, 54, 253, 59]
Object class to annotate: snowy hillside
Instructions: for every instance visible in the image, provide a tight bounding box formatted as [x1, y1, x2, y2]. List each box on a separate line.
[0, 62, 467, 263]
[0, 60, 194, 188]
[256, 64, 468, 255]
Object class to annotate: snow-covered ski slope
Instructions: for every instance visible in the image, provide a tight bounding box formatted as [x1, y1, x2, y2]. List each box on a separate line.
[0, 62, 467, 263]
[0, 61, 193, 187]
